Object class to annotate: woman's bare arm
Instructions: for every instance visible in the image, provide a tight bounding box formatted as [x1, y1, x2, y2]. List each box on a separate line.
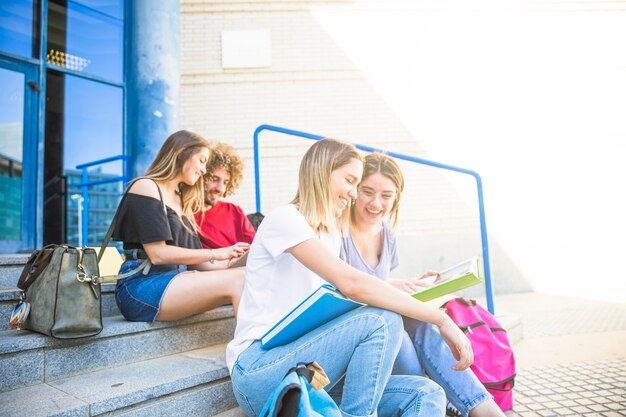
[289, 237, 473, 370]
[290, 238, 444, 323]
[143, 241, 247, 266]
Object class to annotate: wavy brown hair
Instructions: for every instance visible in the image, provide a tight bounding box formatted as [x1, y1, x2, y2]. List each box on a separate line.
[205, 142, 244, 197]
[143, 130, 210, 232]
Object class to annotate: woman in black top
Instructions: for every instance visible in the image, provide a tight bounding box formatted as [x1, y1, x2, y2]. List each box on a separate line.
[113, 130, 249, 322]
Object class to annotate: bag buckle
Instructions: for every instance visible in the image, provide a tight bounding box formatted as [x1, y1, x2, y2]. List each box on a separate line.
[76, 272, 100, 299]
[76, 272, 91, 282]
[76, 272, 100, 285]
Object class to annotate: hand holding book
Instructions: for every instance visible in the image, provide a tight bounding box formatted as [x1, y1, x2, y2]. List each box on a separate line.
[411, 257, 483, 302]
[388, 271, 442, 293]
[388, 277, 429, 293]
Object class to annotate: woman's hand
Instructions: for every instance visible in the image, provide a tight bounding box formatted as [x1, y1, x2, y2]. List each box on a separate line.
[387, 279, 428, 293]
[387, 271, 441, 294]
[419, 270, 440, 282]
[387, 274, 436, 293]
[437, 316, 474, 371]
[214, 242, 250, 261]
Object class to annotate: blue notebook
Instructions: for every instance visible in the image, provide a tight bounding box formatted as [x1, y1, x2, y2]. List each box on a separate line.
[260, 285, 364, 350]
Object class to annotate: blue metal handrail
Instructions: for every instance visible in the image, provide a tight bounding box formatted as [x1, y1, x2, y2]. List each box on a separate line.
[253, 124, 496, 314]
[75, 155, 130, 246]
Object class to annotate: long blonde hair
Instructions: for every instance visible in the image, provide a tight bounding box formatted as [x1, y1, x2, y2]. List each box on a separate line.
[291, 138, 362, 233]
[144, 130, 209, 232]
[351, 152, 404, 228]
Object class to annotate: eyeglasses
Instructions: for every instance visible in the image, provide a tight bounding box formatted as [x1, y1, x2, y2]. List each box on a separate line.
[357, 188, 396, 203]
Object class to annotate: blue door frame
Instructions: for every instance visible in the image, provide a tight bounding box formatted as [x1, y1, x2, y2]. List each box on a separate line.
[0, 56, 39, 253]
[252, 124, 496, 314]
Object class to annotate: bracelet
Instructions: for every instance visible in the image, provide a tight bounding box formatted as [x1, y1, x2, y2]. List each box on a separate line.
[210, 249, 215, 264]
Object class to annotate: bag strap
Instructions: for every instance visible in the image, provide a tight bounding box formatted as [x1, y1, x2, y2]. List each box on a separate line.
[99, 178, 167, 262]
[17, 244, 65, 291]
[98, 259, 152, 283]
[483, 374, 516, 391]
[285, 362, 315, 384]
[97, 178, 166, 281]
[441, 297, 477, 309]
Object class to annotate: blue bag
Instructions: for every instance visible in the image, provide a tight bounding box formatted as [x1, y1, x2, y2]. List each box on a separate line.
[259, 363, 341, 417]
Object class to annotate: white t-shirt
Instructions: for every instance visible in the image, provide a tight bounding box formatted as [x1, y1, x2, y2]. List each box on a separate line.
[226, 204, 341, 372]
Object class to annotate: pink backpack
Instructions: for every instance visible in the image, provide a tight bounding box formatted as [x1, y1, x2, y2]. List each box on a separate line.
[442, 297, 516, 412]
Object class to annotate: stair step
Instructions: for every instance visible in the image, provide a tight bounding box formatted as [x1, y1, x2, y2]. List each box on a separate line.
[0, 344, 239, 417]
[0, 383, 89, 417]
[0, 251, 122, 290]
[0, 307, 235, 392]
[0, 284, 121, 332]
[213, 408, 247, 417]
[2, 289, 136, 332]
[0, 254, 29, 290]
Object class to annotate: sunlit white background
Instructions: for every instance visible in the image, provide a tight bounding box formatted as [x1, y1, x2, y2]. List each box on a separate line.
[311, 1, 626, 302]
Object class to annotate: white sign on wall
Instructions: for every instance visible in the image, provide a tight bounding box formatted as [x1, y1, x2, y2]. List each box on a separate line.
[221, 30, 271, 69]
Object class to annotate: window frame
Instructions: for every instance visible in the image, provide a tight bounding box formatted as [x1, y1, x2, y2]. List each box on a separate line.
[0, 0, 126, 251]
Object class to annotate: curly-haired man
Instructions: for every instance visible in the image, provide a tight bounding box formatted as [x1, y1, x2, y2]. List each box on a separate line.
[195, 142, 256, 250]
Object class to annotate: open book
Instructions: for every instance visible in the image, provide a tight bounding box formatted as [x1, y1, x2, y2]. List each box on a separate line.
[411, 257, 483, 302]
[260, 285, 364, 350]
[228, 252, 248, 268]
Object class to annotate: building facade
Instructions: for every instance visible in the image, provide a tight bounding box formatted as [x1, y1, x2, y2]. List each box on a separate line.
[0, 0, 179, 253]
[0, 0, 504, 291]
[5, 0, 621, 299]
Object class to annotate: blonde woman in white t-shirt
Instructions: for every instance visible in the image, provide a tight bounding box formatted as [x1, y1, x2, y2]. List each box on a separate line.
[227, 138, 473, 417]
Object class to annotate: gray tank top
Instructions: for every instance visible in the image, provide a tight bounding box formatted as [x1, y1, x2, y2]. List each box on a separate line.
[339, 221, 399, 280]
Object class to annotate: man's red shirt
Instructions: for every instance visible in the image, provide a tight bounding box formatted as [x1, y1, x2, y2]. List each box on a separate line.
[195, 201, 256, 249]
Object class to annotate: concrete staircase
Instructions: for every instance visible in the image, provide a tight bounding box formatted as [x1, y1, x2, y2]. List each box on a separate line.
[0, 255, 245, 417]
[0, 254, 524, 417]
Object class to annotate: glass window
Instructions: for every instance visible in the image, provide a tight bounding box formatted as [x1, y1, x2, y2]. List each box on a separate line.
[0, 0, 39, 59]
[47, 0, 124, 82]
[73, 0, 123, 20]
[0, 67, 25, 241]
[45, 70, 123, 246]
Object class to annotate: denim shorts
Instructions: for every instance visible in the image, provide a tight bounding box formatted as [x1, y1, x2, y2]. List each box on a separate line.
[115, 259, 187, 322]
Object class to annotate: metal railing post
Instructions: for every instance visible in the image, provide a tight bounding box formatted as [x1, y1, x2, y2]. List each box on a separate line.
[80, 169, 89, 246]
[76, 155, 130, 247]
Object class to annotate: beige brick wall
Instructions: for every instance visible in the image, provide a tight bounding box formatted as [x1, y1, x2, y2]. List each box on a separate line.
[178, 0, 500, 287]
[179, 1, 626, 298]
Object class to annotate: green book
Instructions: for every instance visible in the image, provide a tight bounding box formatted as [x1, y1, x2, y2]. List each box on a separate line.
[411, 257, 483, 302]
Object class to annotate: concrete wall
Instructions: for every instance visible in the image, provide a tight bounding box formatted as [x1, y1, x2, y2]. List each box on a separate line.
[179, 0, 626, 302]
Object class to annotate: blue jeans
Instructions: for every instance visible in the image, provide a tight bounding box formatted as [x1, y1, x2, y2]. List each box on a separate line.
[231, 307, 446, 417]
[398, 319, 492, 417]
[115, 260, 186, 322]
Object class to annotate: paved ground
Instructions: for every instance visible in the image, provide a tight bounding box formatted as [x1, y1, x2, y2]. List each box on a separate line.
[485, 292, 626, 417]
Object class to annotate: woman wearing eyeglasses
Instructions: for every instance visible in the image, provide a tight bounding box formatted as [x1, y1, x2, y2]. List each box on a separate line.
[339, 152, 505, 417]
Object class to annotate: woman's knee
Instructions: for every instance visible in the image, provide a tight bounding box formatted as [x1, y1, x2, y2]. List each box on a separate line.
[383, 376, 446, 416]
[422, 378, 446, 401]
[360, 307, 404, 349]
[377, 308, 404, 336]
[232, 269, 245, 295]
[412, 379, 446, 415]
